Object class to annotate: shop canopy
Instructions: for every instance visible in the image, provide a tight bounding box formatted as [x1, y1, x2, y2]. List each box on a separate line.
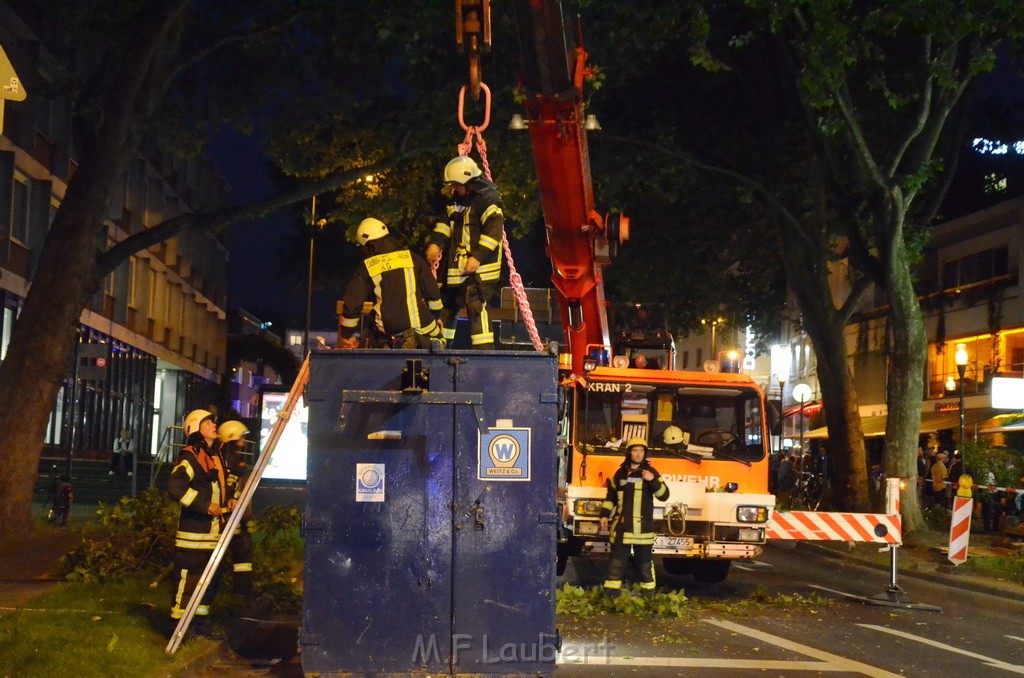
[804, 408, 1007, 440]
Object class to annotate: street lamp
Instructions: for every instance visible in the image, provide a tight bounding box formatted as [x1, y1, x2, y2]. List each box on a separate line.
[771, 345, 792, 454]
[702, 317, 724, 357]
[955, 342, 969, 465]
[304, 196, 327, 354]
[792, 383, 813, 457]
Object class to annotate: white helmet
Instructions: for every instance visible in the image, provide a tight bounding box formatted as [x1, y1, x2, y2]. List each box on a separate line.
[218, 420, 249, 443]
[183, 409, 215, 437]
[443, 156, 482, 184]
[355, 218, 389, 245]
[663, 425, 685, 445]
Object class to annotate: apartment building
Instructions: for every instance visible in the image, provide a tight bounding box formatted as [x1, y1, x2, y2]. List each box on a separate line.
[0, 10, 229, 462]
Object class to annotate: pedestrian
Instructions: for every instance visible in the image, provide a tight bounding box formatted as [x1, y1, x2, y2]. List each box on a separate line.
[916, 446, 927, 500]
[423, 155, 504, 349]
[218, 420, 254, 597]
[777, 452, 795, 493]
[930, 451, 949, 508]
[167, 409, 227, 637]
[948, 451, 964, 489]
[599, 438, 670, 595]
[338, 218, 445, 349]
[109, 429, 135, 476]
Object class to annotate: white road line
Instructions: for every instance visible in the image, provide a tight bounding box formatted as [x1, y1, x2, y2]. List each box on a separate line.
[706, 619, 902, 677]
[1008, 636, 1024, 644]
[859, 624, 1024, 674]
[558, 656, 843, 670]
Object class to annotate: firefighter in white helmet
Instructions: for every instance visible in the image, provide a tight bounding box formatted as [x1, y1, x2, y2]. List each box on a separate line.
[599, 437, 670, 594]
[166, 408, 226, 637]
[217, 420, 253, 597]
[339, 217, 445, 349]
[423, 156, 504, 349]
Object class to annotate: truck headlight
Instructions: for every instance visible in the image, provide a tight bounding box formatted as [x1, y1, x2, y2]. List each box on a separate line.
[736, 506, 768, 523]
[573, 499, 604, 516]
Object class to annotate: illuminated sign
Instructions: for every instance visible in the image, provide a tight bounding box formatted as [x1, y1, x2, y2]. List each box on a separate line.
[992, 377, 1024, 410]
[259, 390, 308, 481]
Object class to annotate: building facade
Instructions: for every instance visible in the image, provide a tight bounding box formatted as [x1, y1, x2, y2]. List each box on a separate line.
[0, 9, 229, 463]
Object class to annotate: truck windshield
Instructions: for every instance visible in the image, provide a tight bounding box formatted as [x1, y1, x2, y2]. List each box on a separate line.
[575, 383, 766, 463]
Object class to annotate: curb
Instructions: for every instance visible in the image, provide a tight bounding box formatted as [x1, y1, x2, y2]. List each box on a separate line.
[786, 540, 1024, 604]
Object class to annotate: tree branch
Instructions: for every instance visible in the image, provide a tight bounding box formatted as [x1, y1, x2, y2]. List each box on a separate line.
[883, 34, 935, 178]
[95, 147, 426, 279]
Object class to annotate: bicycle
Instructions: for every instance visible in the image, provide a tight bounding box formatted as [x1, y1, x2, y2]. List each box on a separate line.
[42, 465, 74, 526]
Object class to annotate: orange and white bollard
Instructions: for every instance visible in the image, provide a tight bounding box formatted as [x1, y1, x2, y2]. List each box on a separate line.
[948, 474, 973, 566]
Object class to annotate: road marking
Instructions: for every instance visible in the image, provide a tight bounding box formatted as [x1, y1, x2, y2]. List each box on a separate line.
[1009, 636, 1024, 644]
[706, 619, 902, 677]
[734, 561, 773, 571]
[558, 656, 843, 670]
[859, 624, 1024, 674]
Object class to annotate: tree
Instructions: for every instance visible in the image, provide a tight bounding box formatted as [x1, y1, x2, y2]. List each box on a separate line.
[0, 0, 453, 538]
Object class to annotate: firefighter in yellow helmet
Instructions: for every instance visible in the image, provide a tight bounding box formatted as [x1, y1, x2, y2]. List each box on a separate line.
[599, 438, 670, 594]
[217, 420, 254, 597]
[166, 409, 226, 637]
[423, 156, 504, 349]
[339, 217, 445, 349]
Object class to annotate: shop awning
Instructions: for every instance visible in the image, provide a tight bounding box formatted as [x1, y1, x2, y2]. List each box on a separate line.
[804, 408, 1005, 440]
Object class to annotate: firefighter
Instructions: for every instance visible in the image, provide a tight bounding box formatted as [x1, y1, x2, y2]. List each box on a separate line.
[599, 438, 670, 594]
[167, 409, 227, 636]
[339, 217, 445, 349]
[217, 420, 254, 597]
[423, 156, 504, 349]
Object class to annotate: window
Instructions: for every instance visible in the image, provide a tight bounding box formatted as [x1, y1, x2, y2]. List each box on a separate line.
[127, 257, 139, 307]
[942, 245, 1010, 289]
[10, 174, 29, 244]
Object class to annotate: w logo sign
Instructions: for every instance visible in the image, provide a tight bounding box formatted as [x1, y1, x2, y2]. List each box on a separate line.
[492, 440, 517, 463]
[479, 429, 530, 480]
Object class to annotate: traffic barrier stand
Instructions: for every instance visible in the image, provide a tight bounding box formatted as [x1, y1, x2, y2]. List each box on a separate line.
[768, 477, 940, 612]
[947, 475, 974, 566]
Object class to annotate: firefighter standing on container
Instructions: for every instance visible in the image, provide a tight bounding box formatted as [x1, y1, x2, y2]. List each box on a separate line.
[167, 409, 227, 636]
[424, 156, 503, 349]
[599, 438, 670, 593]
[218, 420, 253, 596]
[339, 218, 445, 349]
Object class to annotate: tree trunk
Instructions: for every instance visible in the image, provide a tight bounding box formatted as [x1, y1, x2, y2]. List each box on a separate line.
[0, 157, 123, 537]
[882, 233, 929, 535]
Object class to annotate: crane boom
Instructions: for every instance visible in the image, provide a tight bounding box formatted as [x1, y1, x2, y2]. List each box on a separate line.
[512, 0, 617, 374]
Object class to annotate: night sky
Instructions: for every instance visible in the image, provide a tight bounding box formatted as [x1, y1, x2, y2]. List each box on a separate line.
[208, 127, 338, 334]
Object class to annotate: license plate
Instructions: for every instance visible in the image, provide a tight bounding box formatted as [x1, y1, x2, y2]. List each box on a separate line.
[655, 536, 693, 549]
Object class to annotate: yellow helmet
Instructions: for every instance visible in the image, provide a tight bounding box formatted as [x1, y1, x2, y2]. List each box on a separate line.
[625, 437, 648, 450]
[443, 156, 482, 184]
[662, 426, 685, 445]
[355, 217, 389, 245]
[183, 409, 215, 437]
[218, 420, 249, 443]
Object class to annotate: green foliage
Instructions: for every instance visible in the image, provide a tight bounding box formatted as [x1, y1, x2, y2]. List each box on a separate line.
[250, 504, 304, 610]
[964, 439, 1024, 487]
[57, 488, 177, 582]
[749, 585, 831, 607]
[556, 583, 689, 619]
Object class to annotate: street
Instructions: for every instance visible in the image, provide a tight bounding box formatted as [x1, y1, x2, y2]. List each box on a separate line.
[194, 543, 1024, 676]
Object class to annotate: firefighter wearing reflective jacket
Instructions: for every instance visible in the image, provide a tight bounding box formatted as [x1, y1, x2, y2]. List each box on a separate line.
[218, 420, 253, 596]
[599, 438, 670, 593]
[339, 218, 445, 349]
[167, 409, 227, 628]
[423, 156, 503, 349]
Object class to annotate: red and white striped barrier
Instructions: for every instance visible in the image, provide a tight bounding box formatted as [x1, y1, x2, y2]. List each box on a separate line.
[767, 510, 902, 544]
[947, 496, 973, 565]
[768, 478, 904, 545]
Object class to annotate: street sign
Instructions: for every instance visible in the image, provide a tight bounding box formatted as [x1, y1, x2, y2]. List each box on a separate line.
[947, 496, 973, 565]
[0, 43, 26, 135]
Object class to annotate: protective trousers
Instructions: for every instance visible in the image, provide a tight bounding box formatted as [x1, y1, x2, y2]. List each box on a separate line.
[440, 276, 494, 348]
[230, 524, 254, 596]
[170, 548, 222, 619]
[603, 541, 656, 591]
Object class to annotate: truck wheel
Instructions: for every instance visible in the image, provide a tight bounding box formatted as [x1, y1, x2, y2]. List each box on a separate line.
[692, 561, 731, 583]
[661, 558, 693, 577]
